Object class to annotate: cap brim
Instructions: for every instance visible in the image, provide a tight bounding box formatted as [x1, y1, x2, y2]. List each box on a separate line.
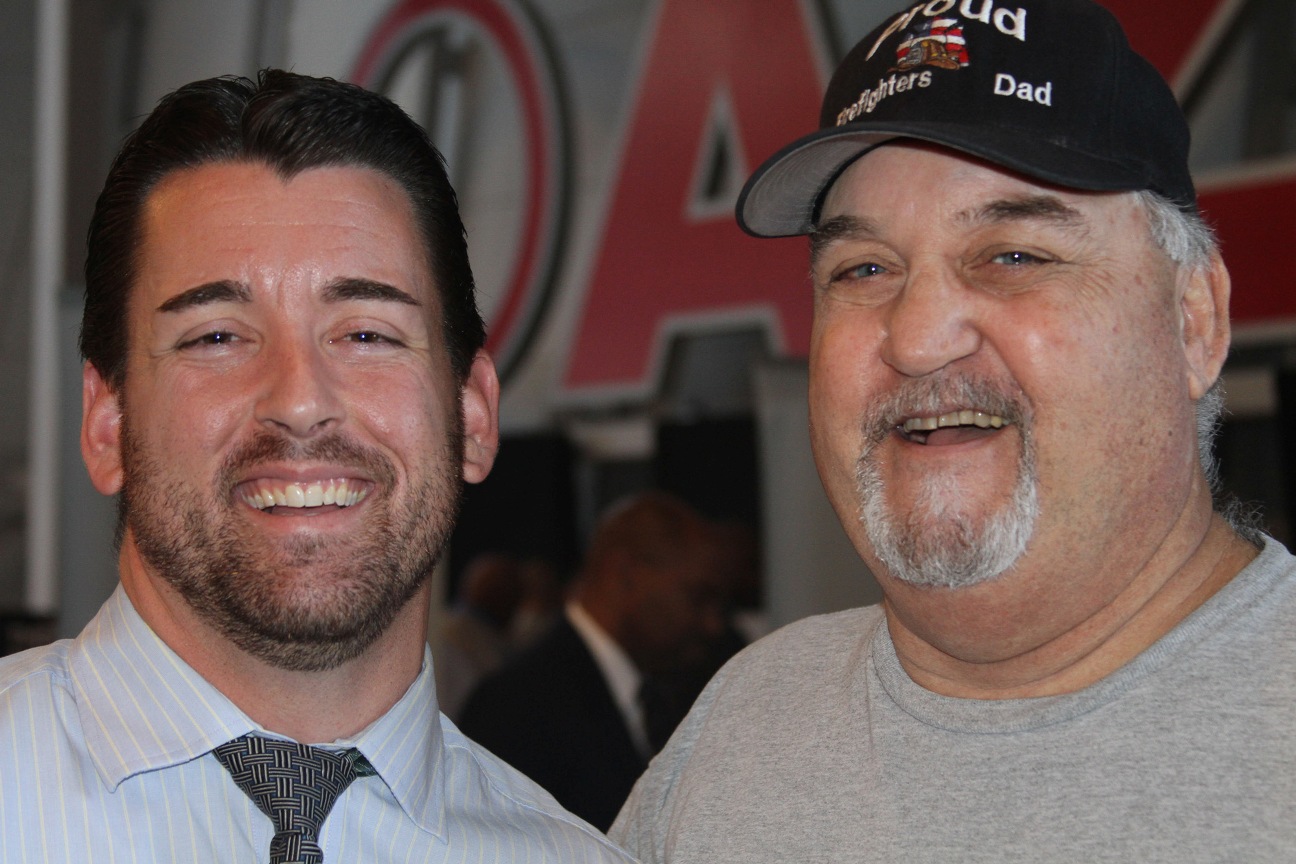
[736, 121, 1154, 238]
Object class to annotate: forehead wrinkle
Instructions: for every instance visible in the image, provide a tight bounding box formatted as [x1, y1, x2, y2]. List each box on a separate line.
[959, 194, 1087, 231]
[157, 280, 251, 313]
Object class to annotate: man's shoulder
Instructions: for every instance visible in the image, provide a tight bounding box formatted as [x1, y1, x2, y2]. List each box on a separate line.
[1204, 533, 1296, 648]
[639, 604, 883, 767]
[1186, 533, 1296, 675]
[467, 618, 593, 700]
[0, 640, 80, 774]
[437, 720, 639, 861]
[608, 604, 881, 857]
[509, 616, 589, 667]
[719, 604, 884, 683]
[0, 638, 74, 703]
[1243, 533, 1296, 597]
[457, 618, 603, 745]
[440, 718, 573, 804]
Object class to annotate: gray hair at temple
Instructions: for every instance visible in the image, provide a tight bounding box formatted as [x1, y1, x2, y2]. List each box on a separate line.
[1139, 190, 1261, 537]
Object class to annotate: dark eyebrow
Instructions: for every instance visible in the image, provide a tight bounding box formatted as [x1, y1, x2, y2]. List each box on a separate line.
[964, 195, 1085, 227]
[157, 280, 250, 313]
[157, 277, 422, 313]
[810, 215, 879, 264]
[322, 277, 421, 307]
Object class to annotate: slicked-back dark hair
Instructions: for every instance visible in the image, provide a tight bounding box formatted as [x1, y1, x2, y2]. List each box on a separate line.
[81, 68, 484, 390]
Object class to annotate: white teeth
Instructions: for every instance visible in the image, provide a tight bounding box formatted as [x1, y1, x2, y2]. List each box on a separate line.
[902, 411, 1009, 433]
[241, 478, 367, 511]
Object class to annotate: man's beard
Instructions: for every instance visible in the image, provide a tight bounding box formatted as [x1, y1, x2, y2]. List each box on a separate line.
[120, 420, 463, 671]
[854, 375, 1039, 590]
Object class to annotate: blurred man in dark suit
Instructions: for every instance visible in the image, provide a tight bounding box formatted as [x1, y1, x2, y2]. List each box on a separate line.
[461, 491, 729, 830]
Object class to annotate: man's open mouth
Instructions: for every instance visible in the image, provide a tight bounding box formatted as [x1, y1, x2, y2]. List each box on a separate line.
[237, 478, 370, 511]
[899, 410, 1009, 445]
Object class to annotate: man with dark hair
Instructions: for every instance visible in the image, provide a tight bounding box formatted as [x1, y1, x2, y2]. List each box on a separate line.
[0, 70, 635, 863]
[612, 2, 1296, 861]
[461, 491, 730, 831]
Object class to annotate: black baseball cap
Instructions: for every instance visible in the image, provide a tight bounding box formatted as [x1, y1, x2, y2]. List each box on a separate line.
[737, 0, 1195, 237]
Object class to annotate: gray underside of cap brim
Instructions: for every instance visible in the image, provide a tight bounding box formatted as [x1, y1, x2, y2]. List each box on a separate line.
[737, 124, 1150, 238]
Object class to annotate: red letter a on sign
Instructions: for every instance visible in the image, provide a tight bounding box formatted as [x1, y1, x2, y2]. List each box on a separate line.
[563, 0, 825, 394]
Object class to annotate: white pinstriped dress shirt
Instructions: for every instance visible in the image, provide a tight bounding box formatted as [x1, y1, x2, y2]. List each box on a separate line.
[0, 586, 639, 863]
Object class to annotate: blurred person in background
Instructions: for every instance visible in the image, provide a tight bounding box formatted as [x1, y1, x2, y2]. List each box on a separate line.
[461, 490, 729, 830]
[510, 556, 565, 649]
[433, 552, 525, 720]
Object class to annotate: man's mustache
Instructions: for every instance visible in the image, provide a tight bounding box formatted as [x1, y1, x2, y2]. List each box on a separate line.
[216, 431, 398, 492]
[859, 374, 1033, 447]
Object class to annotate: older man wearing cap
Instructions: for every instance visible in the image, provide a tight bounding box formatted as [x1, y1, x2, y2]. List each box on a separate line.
[611, 1, 1296, 861]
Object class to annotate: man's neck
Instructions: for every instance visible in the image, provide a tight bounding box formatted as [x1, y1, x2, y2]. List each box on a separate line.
[118, 544, 429, 742]
[881, 509, 1259, 700]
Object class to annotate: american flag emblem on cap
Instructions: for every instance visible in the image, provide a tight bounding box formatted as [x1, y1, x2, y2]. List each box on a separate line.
[896, 18, 969, 71]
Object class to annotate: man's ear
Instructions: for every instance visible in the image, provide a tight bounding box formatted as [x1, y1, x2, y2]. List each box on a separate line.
[460, 349, 500, 485]
[1180, 251, 1231, 401]
[82, 362, 124, 495]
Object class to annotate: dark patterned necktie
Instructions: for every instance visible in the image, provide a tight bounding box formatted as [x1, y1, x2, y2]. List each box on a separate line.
[213, 735, 375, 864]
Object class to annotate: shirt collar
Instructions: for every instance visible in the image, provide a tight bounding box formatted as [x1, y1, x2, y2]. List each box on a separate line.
[565, 600, 649, 754]
[68, 585, 255, 791]
[68, 585, 449, 837]
[338, 644, 447, 838]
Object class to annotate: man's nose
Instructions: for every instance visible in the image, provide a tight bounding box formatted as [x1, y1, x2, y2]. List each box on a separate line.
[879, 265, 982, 378]
[254, 340, 345, 438]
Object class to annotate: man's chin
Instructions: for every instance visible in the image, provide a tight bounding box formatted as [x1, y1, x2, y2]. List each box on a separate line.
[863, 492, 1039, 591]
[874, 532, 1033, 591]
[214, 578, 421, 672]
[858, 439, 1039, 591]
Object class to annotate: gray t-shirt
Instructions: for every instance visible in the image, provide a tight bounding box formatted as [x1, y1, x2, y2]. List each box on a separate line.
[612, 536, 1296, 862]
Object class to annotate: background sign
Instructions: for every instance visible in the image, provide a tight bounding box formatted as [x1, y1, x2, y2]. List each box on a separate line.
[353, 0, 572, 382]
[345, 0, 1296, 402]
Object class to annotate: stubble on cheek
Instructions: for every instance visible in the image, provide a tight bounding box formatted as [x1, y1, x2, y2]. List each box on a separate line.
[119, 419, 464, 671]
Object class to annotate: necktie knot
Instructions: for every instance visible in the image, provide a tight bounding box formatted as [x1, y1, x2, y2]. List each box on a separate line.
[214, 735, 373, 864]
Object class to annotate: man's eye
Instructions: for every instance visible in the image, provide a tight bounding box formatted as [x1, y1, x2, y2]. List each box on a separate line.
[990, 250, 1047, 266]
[840, 261, 888, 279]
[338, 331, 403, 346]
[178, 331, 239, 350]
